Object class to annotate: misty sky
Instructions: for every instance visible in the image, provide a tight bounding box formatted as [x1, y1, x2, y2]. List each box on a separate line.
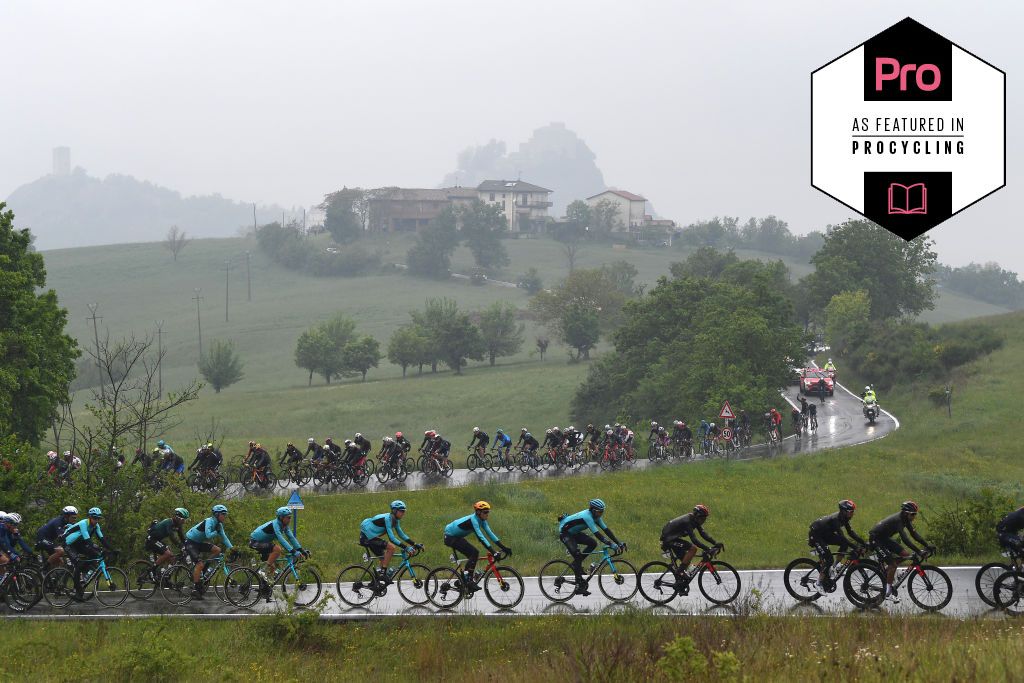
[2, 1, 1020, 270]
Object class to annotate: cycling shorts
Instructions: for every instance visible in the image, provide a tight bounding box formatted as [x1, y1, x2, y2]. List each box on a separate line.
[144, 537, 168, 555]
[248, 539, 275, 561]
[871, 535, 903, 557]
[359, 534, 387, 557]
[184, 540, 214, 563]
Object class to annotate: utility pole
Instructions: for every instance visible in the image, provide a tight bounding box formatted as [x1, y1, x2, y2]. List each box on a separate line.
[253, 203, 257, 233]
[302, 208, 306, 233]
[87, 303, 104, 400]
[155, 320, 164, 398]
[224, 259, 231, 322]
[245, 251, 252, 302]
[192, 288, 204, 360]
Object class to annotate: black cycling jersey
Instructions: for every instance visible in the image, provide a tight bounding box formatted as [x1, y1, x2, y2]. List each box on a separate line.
[660, 513, 716, 551]
[469, 432, 490, 448]
[997, 507, 1024, 534]
[809, 512, 866, 545]
[870, 512, 927, 550]
[521, 435, 539, 450]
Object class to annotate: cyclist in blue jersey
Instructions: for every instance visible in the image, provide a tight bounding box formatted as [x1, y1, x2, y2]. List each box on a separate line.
[185, 504, 233, 599]
[250, 507, 308, 581]
[492, 429, 512, 466]
[558, 499, 623, 596]
[360, 500, 422, 582]
[443, 501, 511, 591]
[0, 513, 33, 573]
[63, 508, 115, 593]
[35, 505, 78, 569]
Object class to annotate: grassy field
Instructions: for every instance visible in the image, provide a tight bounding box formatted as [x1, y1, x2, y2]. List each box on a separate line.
[194, 311, 1024, 572]
[3, 614, 1023, 681]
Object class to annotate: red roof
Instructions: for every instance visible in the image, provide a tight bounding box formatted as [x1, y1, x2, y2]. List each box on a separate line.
[587, 189, 647, 202]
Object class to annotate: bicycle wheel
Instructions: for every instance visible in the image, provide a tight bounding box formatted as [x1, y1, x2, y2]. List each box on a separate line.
[976, 561, 1011, 608]
[907, 564, 952, 612]
[396, 563, 432, 606]
[415, 455, 427, 473]
[697, 561, 740, 605]
[783, 558, 823, 603]
[425, 566, 464, 610]
[538, 559, 577, 603]
[263, 471, 279, 491]
[484, 566, 524, 610]
[186, 472, 201, 492]
[240, 469, 256, 492]
[4, 570, 42, 612]
[280, 564, 322, 608]
[43, 567, 76, 608]
[224, 567, 261, 608]
[375, 464, 392, 483]
[95, 567, 129, 607]
[994, 570, 1024, 615]
[467, 453, 482, 472]
[127, 560, 159, 600]
[312, 467, 332, 487]
[161, 564, 194, 605]
[296, 465, 313, 487]
[441, 459, 453, 478]
[212, 474, 227, 493]
[637, 560, 679, 606]
[335, 565, 377, 608]
[598, 558, 638, 602]
[396, 462, 410, 483]
[843, 560, 885, 608]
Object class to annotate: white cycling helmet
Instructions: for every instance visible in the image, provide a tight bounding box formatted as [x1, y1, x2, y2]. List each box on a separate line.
[307, 437, 315, 444]
[865, 386, 871, 392]
[62, 506, 79, 515]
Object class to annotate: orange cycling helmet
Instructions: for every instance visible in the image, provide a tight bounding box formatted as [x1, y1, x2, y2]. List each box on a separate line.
[474, 501, 492, 511]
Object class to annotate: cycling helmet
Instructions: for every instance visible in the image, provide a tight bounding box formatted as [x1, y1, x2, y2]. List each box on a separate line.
[47, 450, 57, 459]
[693, 504, 710, 518]
[325, 437, 333, 444]
[424, 430, 435, 438]
[472, 427, 480, 434]
[828, 357, 833, 362]
[586, 424, 593, 430]
[709, 423, 715, 429]
[307, 437, 315, 444]
[673, 420, 682, 427]
[545, 428, 552, 435]
[72, 456, 81, 467]
[0, 514, 11, 525]
[524, 432, 532, 439]
[495, 428, 504, 436]
[344, 440, 353, 447]
[391, 500, 407, 511]
[212, 504, 228, 515]
[395, 432, 403, 439]
[276, 507, 292, 518]
[568, 426, 575, 432]
[62, 506, 78, 516]
[254, 443, 262, 450]
[64, 450, 71, 457]
[286, 442, 294, 448]
[4, 512, 22, 525]
[206, 443, 214, 449]
[354, 433, 362, 439]
[383, 436, 394, 444]
[650, 421, 658, 427]
[521, 427, 528, 433]
[839, 499, 856, 513]
[605, 429, 613, 436]
[658, 426, 666, 434]
[614, 423, 622, 429]
[158, 440, 166, 448]
[474, 501, 492, 511]
[589, 498, 606, 511]
[901, 500, 919, 514]
[174, 507, 190, 520]
[604, 424, 611, 431]
[88, 507, 103, 518]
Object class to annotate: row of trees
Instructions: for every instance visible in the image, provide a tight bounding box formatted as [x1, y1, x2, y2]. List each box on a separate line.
[674, 215, 825, 260]
[294, 315, 383, 385]
[407, 201, 510, 279]
[256, 221, 382, 276]
[935, 262, 1024, 309]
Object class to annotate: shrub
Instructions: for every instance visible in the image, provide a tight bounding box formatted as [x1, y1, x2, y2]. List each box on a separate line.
[930, 489, 1017, 556]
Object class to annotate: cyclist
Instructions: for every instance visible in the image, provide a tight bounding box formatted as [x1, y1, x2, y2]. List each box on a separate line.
[35, 505, 78, 569]
[130, 447, 153, 468]
[648, 421, 661, 442]
[768, 408, 782, 439]
[996, 506, 1024, 555]
[185, 504, 233, 599]
[160, 448, 185, 475]
[324, 437, 342, 460]
[791, 407, 803, 436]
[249, 507, 309, 581]
[62, 508, 115, 594]
[352, 433, 372, 459]
[808, 500, 867, 591]
[420, 430, 438, 453]
[869, 500, 934, 603]
[279, 442, 304, 469]
[156, 439, 176, 458]
[145, 508, 190, 573]
[249, 443, 272, 487]
[564, 425, 583, 450]
[541, 428, 559, 452]
[558, 499, 623, 596]
[520, 431, 540, 457]
[379, 436, 404, 470]
[304, 437, 323, 459]
[799, 396, 809, 417]
[737, 411, 751, 441]
[359, 500, 422, 582]
[394, 431, 412, 454]
[493, 429, 513, 465]
[816, 377, 828, 404]
[672, 420, 692, 447]
[807, 402, 818, 430]
[443, 501, 510, 592]
[660, 505, 721, 576]
[514, 427, 530, 449]
[0, 513, 33, 573]
[428, 433, 451, 465]
[467, 427, 490, 455]
[584, 424, 602, 448]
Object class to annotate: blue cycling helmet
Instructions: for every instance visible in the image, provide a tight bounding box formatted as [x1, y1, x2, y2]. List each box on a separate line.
[212, 504, 228, 515]
[157, 440, 166, 447]
[495, 428, 504, 435]
[88, 507, 103, 518]
[391, 500, 407, 511]
[588, 498, 606, 511]
[276, 506, 292, 518]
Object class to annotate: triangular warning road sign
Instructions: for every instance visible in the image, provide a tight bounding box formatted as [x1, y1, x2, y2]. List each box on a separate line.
[719, 401, 736, 420]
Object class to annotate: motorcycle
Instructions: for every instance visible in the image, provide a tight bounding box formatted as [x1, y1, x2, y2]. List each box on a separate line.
[863, 400, 879, 425]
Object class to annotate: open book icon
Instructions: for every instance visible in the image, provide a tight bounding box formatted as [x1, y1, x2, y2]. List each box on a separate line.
[888, 182, 927, 215]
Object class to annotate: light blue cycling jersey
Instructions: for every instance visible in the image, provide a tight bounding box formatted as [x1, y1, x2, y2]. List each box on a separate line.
[186, 517, 233, 549]
[63, 519, 104, 545]
[250, 519, 301, 553]
[444, 513, 500, 549]
[360, 513, 412, 546]
[559, 509, 608, 536]
[494, 433, 512, 447]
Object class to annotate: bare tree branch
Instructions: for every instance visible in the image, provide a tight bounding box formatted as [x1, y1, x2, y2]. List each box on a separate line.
[164, 225, 191, 261]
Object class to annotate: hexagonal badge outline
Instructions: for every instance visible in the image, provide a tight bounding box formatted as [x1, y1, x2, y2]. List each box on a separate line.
[810, 16, 1006, 238]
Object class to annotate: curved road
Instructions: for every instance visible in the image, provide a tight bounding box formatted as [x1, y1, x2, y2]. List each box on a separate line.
[223, 376, 897, 499]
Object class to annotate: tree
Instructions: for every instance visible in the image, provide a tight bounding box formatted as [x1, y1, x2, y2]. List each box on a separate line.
[825, 290, 872, 356]
[321, 188, 364, 244]
[801, 219, 938, 320]
[293, 314, 358, 384]
[410, 297, 459, 373]
[0, 203, 79, 444]
[562, 301, 600, 361]
[294, 329, 332, 386]
[164, 225, 191, 261]
[407, 206, 459, 279]
[477, 302, 525, 366]
[536, 337, 549, 361]
[412, 298, 484, 374]
[529, 267, 630, 335]
[341, 336, 382, 381]
[589, 198, 623, 238]
[460, 200, 509, 272]
[517, 267, 543, 294]
[199, 340, 244, 393]
[387, 326, 429, 377]
[553, 219, 587, 273]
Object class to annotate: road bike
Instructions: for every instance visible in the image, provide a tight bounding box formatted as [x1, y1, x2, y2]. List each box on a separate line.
[280, 460, 313, 487]
[240, 465, 278, 493]
[126, 548, 189, 600]
[596, 442, 623, 471]
[638, 546, 740, 606]
[375, 451, 411, 484]
[865, 547, 952, 611]
[976, 546, 1023, 607]
[672, 437, 694, 461]
[0, 558, 43, 612]
[466, 444, 489, 472]
[418, 451, 454, 478]
[43, 550, 129, 609]
[335, 545, 431, 608]
[187, 467, 227, 494]
[426, 549, 525, 610]
[226, 551, 323, 609]
[538, 544, 638, 603]
[159, 548, 244, 606]
[783, 545, 883, 607]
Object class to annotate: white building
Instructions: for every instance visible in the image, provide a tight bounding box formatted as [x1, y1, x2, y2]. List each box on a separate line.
[477, 180, 552, 233]
[586, 189, 647, 231]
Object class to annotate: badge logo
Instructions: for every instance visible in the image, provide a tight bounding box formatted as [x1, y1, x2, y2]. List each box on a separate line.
[811, 17, 1005, 240]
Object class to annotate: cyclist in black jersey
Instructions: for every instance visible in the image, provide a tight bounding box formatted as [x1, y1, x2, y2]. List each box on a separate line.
[996, 506, 1024, 554]
[514, 428, 529, 449]
[660, 505, 720, 574]
[869, 500, 934, 602]
[467, 427, 490, 452]
[584, 424, 601, 446]
[808, 500, 867, 590]
[520, 431, 540, 454]
[279, 442, 303, 468]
